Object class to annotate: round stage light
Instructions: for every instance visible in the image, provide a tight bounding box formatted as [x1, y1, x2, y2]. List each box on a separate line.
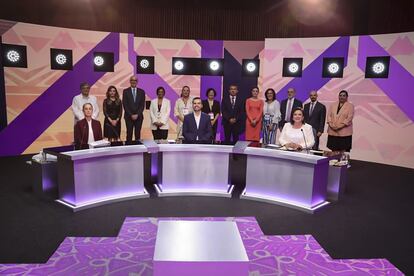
[327, 63, 340, 74]
[140, 59, 150, 69]
[372, 62, 385, 74]
[55, 54, 67, 65]
[174, 60, 184, 71]
[94, 56, 104, 67]
[288, 63, 299, 73]
[6, 50, 20, 63]
[246, 62, 256, 72]
[209, 60, 220, 71]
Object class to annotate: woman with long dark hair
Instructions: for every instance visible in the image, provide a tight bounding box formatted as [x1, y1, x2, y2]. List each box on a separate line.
[103, 85, 122, 141]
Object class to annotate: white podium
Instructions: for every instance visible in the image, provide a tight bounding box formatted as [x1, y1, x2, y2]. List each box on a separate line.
[153, 221, 249, 275]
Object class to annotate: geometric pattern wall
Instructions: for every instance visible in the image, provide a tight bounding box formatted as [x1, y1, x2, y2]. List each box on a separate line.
[263, 34, 414, 168]
[1, 20, 414, 169]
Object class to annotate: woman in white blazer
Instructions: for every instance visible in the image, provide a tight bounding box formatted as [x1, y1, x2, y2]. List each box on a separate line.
[150, 86, 171, 140]
[279, 107, 315, 150]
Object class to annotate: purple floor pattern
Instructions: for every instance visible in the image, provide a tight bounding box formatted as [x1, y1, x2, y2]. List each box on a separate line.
[0, 217, 402, 275]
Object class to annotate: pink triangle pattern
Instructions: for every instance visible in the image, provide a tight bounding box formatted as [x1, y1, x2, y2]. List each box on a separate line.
[21, 35, 50, 52]
[388, 36, 414, 56]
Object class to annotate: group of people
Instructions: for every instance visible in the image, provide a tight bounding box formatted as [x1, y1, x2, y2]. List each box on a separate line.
[72, 76, 354, 155]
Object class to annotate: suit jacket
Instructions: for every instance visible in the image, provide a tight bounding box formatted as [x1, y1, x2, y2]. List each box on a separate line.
[280, 98, 303, 125]
[221, 95, 246, 130]
[201, 99, 220, 116]
[149, 98, 171, 130]
[122, 87, 145, 119]
[182, 112, 212, 143]
[304, 101, 326, 133]
[74, 118, 103, 148]
[327, 101, 354, 137]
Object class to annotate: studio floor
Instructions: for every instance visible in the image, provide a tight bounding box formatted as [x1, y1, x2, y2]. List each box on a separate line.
[0, 155, 413, 274]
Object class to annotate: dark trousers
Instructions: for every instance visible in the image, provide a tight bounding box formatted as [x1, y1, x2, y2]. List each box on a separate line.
[152, 129, 168, 140]
[211, 124, 218, 141]
[313, 134, 320, 150]
[125, 115, 143, 141]
[223, 122, 240, 143]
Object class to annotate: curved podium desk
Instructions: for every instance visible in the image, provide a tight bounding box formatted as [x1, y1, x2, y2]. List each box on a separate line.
[155, 144, 234, 197]
[50, 145, 149, 211]
[41, 143, 339, 213]
[241, 147, 330, 213]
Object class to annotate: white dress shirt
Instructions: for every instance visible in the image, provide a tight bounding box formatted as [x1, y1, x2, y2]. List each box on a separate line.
[285, 98, 295, 122]
[279, 123, 315, 149]
[194, 112, 201, 140]
[71, 94, 99, 123]
[87, 119, 95, 144]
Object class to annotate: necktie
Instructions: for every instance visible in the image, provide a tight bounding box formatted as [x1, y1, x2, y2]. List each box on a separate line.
[310, 102, 314, 117]
[231, 96, 235, 109]
[132, 88, 136, 102]
[285, 99, 292, 121]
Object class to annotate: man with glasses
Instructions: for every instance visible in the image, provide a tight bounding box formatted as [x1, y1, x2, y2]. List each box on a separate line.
[123, 76, 146, 141]
[280, 87, 303, 130]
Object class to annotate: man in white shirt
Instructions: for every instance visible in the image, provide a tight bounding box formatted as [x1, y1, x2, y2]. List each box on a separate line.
[182, 97, 212, 143]
[71, 82, 99, 124]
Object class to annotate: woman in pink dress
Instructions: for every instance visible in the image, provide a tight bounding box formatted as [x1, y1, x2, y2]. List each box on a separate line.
[245, 87, 264, 141]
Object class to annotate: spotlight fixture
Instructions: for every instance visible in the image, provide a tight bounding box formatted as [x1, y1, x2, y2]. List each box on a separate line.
[172, 57, 224, 76]
[94, 56, 104, 66]
[93, 52, 114, 72]
[365, 56, 390, 78]
[282, 58, 303, 77]
[372, 62, 385, 74]
[7, 50, 20, 63]
[55, 54, 67, 65]
[328, 63, 339, 74]
[50, 48, 73, 70]
[242, 59, 260, 77]
[174, 60, 184, 71]
[136, 56, 154, 74]
[322, 57, 344, 78]
[209, 60, 220, 71]
[1, 43, 27, 68]
[204, 58, 224, 75]
[140, 59, 149, 68]
[288, 63, 299, 73]
[246, 62, 256, 72]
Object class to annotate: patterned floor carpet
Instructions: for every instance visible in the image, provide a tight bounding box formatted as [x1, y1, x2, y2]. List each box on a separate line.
[0, 217, 402, 275]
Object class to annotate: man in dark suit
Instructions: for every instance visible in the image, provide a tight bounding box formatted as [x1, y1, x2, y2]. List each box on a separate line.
[280, 87, 303, 129]
[221, 84, 246, 143]
[122, 76, 146, 141]
[182, 97, 212, 143]
[304, 90, 326, 150]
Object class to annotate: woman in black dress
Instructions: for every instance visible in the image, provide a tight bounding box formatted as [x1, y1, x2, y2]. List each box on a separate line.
[201, 88, 221, 141]
[103, 85, 123, 141]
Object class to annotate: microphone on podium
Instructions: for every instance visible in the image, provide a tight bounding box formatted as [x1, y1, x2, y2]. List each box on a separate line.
[301, 128, 309, 154]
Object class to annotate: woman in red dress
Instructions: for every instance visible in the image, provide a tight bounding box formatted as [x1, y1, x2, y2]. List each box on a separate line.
[245, 87, 264, 141]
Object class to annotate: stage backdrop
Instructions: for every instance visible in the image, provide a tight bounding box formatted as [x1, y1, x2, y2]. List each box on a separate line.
[0, 20, 413, 168]
[263, 34, 414, 169]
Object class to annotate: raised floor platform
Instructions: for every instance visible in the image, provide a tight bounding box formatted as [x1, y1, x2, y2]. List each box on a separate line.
[0, 217, 402, 275]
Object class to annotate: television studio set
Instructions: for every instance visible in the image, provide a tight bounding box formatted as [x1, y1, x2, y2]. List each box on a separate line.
[0, 0, 413, 275]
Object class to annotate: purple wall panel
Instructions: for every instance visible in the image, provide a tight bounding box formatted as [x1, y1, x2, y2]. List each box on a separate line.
[276, 36, 350, 102]
[357, 35, 414, 122]
[0, 32, 120, 156]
